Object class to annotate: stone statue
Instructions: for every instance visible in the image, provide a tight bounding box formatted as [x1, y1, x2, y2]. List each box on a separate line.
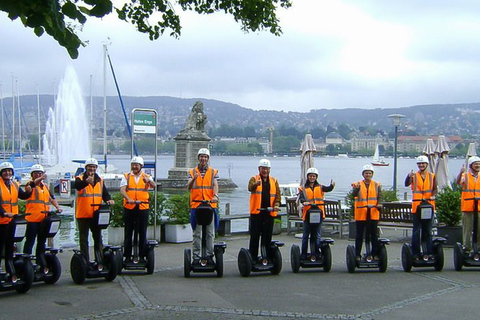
[177, 101, 210, 140]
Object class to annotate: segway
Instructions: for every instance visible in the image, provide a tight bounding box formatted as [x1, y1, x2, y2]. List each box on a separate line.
[0, 214, 34, 294]
[291, 204, 334, 273]
[31, 210, 62, 284]
[454, 197, 480, 271]
[238, 207, 284, 277]
[117, 201, 157, 275]
[70, 203, 120, 284]
[346, 205, 389, 273]
[184, 200, 226, 278]
[402, 200, 446, 272]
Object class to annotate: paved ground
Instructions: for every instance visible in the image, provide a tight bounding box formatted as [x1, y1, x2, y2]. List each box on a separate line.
[1, 231, 479, 320]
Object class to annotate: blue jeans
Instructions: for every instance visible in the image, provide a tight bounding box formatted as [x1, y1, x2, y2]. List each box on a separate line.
[301, 221, 322, 256]
[412, 214, 433, 256]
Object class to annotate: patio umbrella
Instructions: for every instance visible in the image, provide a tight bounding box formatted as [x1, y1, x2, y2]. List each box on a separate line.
[299, 133, 316, 187]
[466, 142, 477, 168]
[422, 138, 436, 173]
[434, 135, 451, 190]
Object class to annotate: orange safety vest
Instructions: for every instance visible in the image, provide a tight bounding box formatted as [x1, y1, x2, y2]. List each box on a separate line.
[123, 172, 150, 210]
[249, 175, 278, 217]
[354, 180, 380, 221]
[0, 179, 19, 224]
[25, 183, 51, 223]
[461, 172, 480, 213]
[299, 185, 325, 221]
[411, 171, 435, 213]
[189, 167, 218, 209]
[75, 176, 104, 219]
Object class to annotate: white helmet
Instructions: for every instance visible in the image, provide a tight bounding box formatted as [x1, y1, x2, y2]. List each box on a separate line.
[85, 158, 98, 167]
[416, 155, 429, 164]
[197, 148, 210, 158]
[258, 158, 271, 168]
[306, 167, 319, 177]
[0, 162, 14, 173]
[131, 156, 144, 166]
[30, 164, 45, 174]
[468, 156, 480, 167]
[362, 164, 374, 174]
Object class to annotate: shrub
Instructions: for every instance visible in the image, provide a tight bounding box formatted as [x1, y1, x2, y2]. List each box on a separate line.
[164, 192, 191, 225]
[110, 192, 166, 227]
[436, 184, 462, 227]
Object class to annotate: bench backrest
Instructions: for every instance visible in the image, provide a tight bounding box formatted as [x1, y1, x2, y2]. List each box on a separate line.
[286, 198, 342, 220]
[380, 202, 413, 222]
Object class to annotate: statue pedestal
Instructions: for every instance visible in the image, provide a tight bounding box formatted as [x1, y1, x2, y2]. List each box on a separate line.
[168, 138, 210, 179]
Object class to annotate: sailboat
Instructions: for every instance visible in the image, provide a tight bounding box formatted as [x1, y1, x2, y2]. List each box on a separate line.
[371, 144, 389, 166]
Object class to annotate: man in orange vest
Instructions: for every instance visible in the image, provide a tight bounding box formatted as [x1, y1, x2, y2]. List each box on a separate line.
[456, 156, 480, 252]
[247, 159, 281, 261]
[0, 162, 32, 273]
[405, 155, 437, 258]
[187, 148, 219, 264]
[120, 156, 155, 263]
[74, 158, 115, 264]
[352, 165, 381, 260]
[24, 164, 63, 261]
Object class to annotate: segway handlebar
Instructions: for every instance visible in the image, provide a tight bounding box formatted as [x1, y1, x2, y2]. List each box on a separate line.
[464, 197, 480, 201]
[412, 198, 435, 202]
[258, 207, 280, 212]
[357, 204, 378, 209]
[41, 210, 61, 217]
[192, 199, 217, 204]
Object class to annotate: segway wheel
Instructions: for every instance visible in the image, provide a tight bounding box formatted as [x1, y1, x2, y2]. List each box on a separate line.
[290, 244, 300, 273]
[14, 259, 34, 294]
[215, 250, 224, 278]
[116, 250, 124, 275]
[433, 243, 444, 272]
[237, 248, 252, 277]
[453, 243, 464, 271]
[44, 253, 62, 284]
[70, 254, 87, 285]
[322, 245, 332, 273]
[270, 247, 283, 275]
[147, 248, 155, 275]
[378, 246, 388, 273]
[401, 243, 413, 272]
[184, 248, 191, 278]
[346, 245, 356, 273]
[104, 251, 118, 281]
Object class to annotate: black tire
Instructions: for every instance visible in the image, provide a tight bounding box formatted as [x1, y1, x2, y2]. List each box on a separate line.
[401, 243, 413, 272]
[270, 247, 282, 275]
[184, 248, 191, 278]
[215, 250, 224, 278]
[346, 245, 356, 273]
[322, 245, 332, 273]
[434, 243, 444, 272]
[14, 259, 34, 294]
[378, 245, 388, 273]
[147, 248, 155, 275]
[104, 251, 118, 282]
[116, 250, 124, 275]
[290, 244, 300, 273]
[70, 254, 87, 285]
[44, 253, 62, 284]
[237, 248, 252, 277]
[453, 243, 463, 271]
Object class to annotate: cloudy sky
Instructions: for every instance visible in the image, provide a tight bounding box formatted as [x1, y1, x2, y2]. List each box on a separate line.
[1, 0, 480, 112]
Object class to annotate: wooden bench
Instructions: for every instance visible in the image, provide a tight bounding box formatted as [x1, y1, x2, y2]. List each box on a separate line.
[379, 202, 414, 231]
[286, 198, 348, 238]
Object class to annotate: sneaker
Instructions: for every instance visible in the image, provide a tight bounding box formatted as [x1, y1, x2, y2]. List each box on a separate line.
[355, 255, 361, 261]
[300, 254, 307, 260]
[207, 256, 215, 265]
[192, 258, 200, 265]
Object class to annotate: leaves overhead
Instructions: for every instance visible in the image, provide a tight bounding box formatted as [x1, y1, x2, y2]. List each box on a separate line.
[1, 0, 291, 59]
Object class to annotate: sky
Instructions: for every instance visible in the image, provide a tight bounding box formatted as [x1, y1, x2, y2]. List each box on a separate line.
[2, 0, 480, 112]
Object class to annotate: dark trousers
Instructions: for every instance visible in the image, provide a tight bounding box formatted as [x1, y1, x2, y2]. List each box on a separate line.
[77, 218, 104, 263]
[412, 213, 433, 256]
[24, 222, 48, 267]
[249, 212, 274, 259]
[0, 224, 15, 273]
[355, 220, 379, 257]
[123, 208, 149, 259]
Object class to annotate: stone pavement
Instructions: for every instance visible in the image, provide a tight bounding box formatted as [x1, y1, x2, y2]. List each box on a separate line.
[1, 232, 479, 320]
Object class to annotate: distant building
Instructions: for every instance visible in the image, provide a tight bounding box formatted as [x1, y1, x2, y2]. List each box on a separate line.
[397, 136, 464, 153]
[325, 132, 344, 145]
[215, 137, 271, 154]
[350, 133, 388, 152]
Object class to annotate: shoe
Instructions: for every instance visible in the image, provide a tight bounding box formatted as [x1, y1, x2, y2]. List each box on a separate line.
[139, 258, 146, 264]
[207, 256, 215, 265]
[192, 259, 200, 265]
[300, 254, 307, 260]
[355, 255, 361, 261]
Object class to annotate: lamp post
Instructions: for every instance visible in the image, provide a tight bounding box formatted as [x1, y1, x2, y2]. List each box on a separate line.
[388, 114, 405, 193]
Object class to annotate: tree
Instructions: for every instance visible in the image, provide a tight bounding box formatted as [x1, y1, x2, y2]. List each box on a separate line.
[1, 0, 292, 59]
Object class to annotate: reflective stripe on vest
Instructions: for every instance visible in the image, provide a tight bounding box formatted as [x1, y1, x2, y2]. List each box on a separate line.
[0, 179, 19, 224]
[461, 172, 480, 212]
[354, 180, 380, 221]
[411, 171, 435, 213]
[249, 175, 278, 217]
[75, 176, 104, 219]
[26, 183, 51, 222]
[300, 185, 325, 221]
[123, 172, 150, 210]
[189, 167, 218, 209]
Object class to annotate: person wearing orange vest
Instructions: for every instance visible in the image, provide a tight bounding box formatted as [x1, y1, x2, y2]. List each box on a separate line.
[351, 165, 382, 260]
[74, 158, 114, 264]
[298, 167, 335, 259]
[120, 156, 155, 263]
[456, 156, 480, 252]
[247, 158, 281, 261]
[187, 148, 219, 264]
[24, 164, 63, 262]
[0, 162, 32, 273]
[405, 155, 437, 258]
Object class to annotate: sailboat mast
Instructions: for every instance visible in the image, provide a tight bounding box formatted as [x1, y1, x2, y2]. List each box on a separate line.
[37, 84, 41, 162]
[103, 44, 107, 172]
[90, 75, 93, 157]
[17, 80, 23, 166]
[11, 75, 15, 155]
[0, 82, 4, 157]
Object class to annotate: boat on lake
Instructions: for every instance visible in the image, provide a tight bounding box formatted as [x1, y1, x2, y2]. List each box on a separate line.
[371, 144, 389, 166]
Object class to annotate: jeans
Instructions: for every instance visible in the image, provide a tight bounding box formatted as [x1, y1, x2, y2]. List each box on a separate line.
[0, 224, 15, 273]
[462, 212, 480, 251]
[411, 213, 433, 256]
[77, 218, 104, 263]
[301, 221, 322, 256]
[191, 208, 216, 259]
[355, 220, 379, 257]
[123, 208, 149, 260]
[249, 211, 274, 259]
[24, 222, 48, 268]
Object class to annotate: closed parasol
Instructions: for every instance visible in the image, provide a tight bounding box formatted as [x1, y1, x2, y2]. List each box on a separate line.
[434, 135, 451, 190]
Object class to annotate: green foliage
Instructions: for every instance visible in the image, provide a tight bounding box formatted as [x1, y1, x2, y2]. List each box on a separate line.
[164, 192, 191, 225]
[436, 184, 462, 227]
[379, 189, 399, 203]
[110, 191, 167, 227]
[2, 0, 291, 58]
